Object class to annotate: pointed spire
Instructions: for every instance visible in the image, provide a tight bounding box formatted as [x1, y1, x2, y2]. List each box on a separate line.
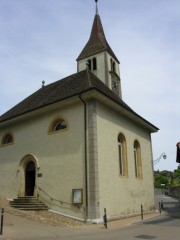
[77, 2, 119, 63]
[95, 0, 98, 15]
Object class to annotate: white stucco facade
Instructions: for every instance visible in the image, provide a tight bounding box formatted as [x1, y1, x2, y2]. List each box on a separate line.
[0, 101, 86, 218]
[0, 95, 156, 221]
[0, 3, 157, 223]
[96, 101, 155, 219]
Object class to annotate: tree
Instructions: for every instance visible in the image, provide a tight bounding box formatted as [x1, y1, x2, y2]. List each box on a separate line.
[154, 166, 180, 188]
[154, 173, 168, 188]
[172, 167, 180, 186]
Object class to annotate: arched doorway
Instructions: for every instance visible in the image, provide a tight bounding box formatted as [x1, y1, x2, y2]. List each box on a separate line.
[18, 154, 40, 197]
[25, 161, 35, 196]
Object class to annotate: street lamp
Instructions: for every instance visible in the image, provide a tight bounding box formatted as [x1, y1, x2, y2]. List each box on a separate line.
[153, 152, 167, 165]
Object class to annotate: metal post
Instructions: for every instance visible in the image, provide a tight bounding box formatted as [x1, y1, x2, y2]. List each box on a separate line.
[0, 208, 4, 235]
[161, 200, 164, 210]
[141, 204, 143, 220]
[159, 202, 161, 214]
[103, 208, 107, 229]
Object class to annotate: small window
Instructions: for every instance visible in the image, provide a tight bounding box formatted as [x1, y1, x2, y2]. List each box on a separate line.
[110, 58, 116, 73]
[112, 62, 116, 72]
[118, 133, 128, 176]
[134, 140, 143, 179]
[48, 116, 68, 134]
[92, 57, 97, 70]
[111, 76, 119, 95]
[54, 120, 67, 131]
[1, 133, 14, 146]
[87, 59, 92, 70]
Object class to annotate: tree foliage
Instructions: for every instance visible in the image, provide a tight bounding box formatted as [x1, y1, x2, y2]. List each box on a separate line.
[154, 166, 180, 188]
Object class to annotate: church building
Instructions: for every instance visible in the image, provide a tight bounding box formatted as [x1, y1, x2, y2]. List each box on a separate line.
[0, 1, 158, 222]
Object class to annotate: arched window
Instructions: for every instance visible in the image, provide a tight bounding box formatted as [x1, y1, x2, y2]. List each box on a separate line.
[86, 58, 97, 71]
[110, 58, 113, 71]
[48, 116, 68, 134]
[134, 140, 143, 179]
[110, 58, 116, 73]
[54, 120, 67, 131]
[87, 59, 92, 70]
[92, 57, 97, 70]
[1, 133, 14, 146]
[112, 61, 116, 72]
[118, 133, 128, 176]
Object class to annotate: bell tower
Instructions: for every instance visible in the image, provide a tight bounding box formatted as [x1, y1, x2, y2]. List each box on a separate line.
[77, 0, 122, 98]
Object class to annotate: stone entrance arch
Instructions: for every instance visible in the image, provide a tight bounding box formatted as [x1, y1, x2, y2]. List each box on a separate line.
[18, 154, 40, 197]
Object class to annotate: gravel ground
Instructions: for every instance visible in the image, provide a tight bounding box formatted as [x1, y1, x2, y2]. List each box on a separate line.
[0, 196, 84, 227]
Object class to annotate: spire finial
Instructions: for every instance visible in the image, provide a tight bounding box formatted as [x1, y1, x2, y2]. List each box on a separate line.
[95, 0, 98, 15]
[42, 80, 45, 88]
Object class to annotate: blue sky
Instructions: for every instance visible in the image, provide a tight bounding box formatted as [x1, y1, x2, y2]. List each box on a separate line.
[0, 0, 179, 171]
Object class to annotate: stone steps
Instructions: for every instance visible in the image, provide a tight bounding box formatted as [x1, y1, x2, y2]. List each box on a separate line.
[10, 197, 48, 211]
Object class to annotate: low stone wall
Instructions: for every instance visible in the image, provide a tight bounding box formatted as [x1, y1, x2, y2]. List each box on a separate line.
[154, 188, 167, 195]
[168, 186, 180, 198]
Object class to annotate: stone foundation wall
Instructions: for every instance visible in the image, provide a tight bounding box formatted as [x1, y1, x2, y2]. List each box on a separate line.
[169, 186, 180, 198]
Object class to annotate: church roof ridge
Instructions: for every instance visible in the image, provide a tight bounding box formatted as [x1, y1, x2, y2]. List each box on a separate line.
[0, 70, 125, 122]
[0, 70, 158, 132]
[77, 7, 119, 63]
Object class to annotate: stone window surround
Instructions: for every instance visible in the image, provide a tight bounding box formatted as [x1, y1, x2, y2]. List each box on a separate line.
[0, 132, 14, 147]
[118, 133, 128, 177]
[134, 140, 143, 179]
[48, 115, 69, 135]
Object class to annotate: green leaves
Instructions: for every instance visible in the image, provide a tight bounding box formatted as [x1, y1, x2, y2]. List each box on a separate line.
[154, 166, 180, 188]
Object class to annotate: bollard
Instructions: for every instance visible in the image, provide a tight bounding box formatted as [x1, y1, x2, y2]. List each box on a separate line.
[0, 208, 4, 235]
[161, 200, 164, 210]
[103, 208, 107, 229]
[159, 202, 161, 214]
[141, 204, 143, 220]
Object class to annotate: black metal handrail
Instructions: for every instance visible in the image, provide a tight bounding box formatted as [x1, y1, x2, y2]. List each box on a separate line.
[36, 185, 84, 210]
[0, 208, 4, 235]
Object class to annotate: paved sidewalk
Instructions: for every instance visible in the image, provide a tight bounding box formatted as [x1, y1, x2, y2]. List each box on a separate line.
[0, 211, 160, 240]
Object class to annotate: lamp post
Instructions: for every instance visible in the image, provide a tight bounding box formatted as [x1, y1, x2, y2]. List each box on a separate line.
[153, 152, 167, 165]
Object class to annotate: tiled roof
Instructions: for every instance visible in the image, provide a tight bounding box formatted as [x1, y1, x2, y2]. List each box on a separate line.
[0, 70, 129, 122]
[77, 13, 119, 63]
[0, 70, 158, 132]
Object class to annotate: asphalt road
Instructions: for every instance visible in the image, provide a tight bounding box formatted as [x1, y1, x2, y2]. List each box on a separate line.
[0, 194, 180, 240]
